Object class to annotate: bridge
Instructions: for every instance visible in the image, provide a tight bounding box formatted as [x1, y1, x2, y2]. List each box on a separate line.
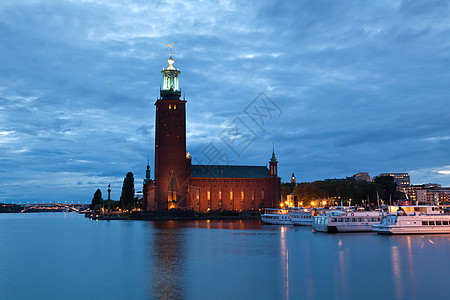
[20, 203, 90, 213]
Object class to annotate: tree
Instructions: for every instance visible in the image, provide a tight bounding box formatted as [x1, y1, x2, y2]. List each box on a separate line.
[120, 172, 135, 210]
[374, 176, 397, 204]
[281, 182, 295, 200]
[90, 189, 103, 210]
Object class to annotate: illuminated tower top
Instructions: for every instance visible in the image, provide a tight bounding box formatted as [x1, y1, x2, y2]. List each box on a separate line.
[160, 43, 181, 100]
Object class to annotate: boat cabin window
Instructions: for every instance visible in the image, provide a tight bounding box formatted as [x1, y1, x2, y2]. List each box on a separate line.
[422, 221, 428, 226]
[443, 221, 449, 225]
[352, 218, 357, 222]
[345, 218, 350, 222]
[429, 221, 435, 226]
[436, 221, 442, 226]
[338, 218, 343, 222]
[358, 218, 363, 222]
[331, 218, 337, 222]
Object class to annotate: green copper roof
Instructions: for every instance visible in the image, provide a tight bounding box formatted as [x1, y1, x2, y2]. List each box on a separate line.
[191, 165, 271, 178]
[270, 150, 278, 162]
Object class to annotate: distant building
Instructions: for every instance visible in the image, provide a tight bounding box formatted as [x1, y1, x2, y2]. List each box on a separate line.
[291, 172, 296, 184]
[380, 173, 410, 190]
[407, 184, 449, 204]
[353, 172, 371, 182]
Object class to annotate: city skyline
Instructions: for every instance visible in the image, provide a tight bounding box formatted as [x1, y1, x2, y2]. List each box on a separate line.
[1, 1, 450, 203]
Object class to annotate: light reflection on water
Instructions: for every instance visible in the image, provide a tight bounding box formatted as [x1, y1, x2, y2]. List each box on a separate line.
[151, 221, 185, 300]
[1, 214, 450, 300]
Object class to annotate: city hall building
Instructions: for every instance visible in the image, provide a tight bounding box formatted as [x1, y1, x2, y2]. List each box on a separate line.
[143, 53, 281, 212]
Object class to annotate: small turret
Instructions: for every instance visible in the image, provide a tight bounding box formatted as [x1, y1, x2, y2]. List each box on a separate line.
[144, 159, 152, 184]
[291, 172, 296, 184]
[269, 146, 278, 177]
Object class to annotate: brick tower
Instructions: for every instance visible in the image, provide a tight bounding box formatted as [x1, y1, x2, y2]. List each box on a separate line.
[154, 47, 188, 210]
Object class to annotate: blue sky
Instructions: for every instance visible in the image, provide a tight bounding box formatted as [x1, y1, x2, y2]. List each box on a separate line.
[1, 0, 449, 203]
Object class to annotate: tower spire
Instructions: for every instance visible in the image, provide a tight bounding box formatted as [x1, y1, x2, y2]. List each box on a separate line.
[161, 43, 181, 100]
[269, 144, 278, 177]
[271, 142, 277, 162]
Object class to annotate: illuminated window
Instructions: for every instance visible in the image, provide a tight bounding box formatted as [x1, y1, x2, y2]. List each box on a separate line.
[230, 190, 233, 201]
[169, 104, 172, 109]
[174, 105, 177, 109]
[207, 191, 210, 201]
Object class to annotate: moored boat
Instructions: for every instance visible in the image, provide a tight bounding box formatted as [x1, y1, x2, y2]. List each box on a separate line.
[260, 208, 292, 225]
[373, 205, 450, 235]
[313, 210, 384, 233]
[290, 208, 313, 226]
[290, 207, 343, 226]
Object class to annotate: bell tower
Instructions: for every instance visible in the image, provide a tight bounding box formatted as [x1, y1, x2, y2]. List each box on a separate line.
[154, 44, 188, 210]
[269, 147, 278, 177]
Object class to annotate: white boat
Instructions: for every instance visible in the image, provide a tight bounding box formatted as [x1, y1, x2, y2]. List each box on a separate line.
[313, 210, 384, 233]
[290, 208, 313, 226]
[373, 205, 450, 235]
[261, 208, 292, 225]
[290, 207, 342, 226]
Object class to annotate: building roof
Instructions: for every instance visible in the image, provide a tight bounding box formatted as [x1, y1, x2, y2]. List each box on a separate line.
[191, 165, 271, 179]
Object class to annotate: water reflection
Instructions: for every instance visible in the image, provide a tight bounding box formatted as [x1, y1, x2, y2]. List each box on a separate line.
[280, 226, 289, 300]
[192, 219, 260, 230]
[150, 221, 185, 300]
[337, 249, 348, 299]
[391, 245, 403, 299]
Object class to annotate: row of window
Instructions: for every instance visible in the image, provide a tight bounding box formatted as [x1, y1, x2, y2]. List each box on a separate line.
[330, 217, 382, 223]
[192, 179, 268, 183]
[292, 215, 312, 219]
[422, 220, 450, 226]
[195, 189, 263, 201]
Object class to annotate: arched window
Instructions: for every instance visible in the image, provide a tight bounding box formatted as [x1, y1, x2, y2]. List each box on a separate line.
[168, 174, 177, 208]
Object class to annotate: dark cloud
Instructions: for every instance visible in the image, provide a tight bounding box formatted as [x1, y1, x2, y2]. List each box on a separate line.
[1, 0, 449, 203]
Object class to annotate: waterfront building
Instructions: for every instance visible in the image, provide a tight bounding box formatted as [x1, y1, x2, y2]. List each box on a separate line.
[379, 173, 410, 190]
[353, 172, 371, 181]
[407, 184, 449, 204]
[143, 52, 281, 211]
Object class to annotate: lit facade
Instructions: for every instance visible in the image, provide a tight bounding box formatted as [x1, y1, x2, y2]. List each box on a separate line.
[407, 184, 449, 204]
[353, 172, 371, 182]
[380, 173, 410, 190]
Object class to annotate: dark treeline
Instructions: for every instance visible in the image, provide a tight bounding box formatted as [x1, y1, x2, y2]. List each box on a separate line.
[90, 171, 140, 212]
[282, 176, 405, 206]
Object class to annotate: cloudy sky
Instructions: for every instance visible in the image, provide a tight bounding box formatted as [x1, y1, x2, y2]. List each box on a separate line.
[1, 0, 449, 203]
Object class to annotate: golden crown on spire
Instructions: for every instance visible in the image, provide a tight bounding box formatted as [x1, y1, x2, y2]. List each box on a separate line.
[166, 43, 176, 70]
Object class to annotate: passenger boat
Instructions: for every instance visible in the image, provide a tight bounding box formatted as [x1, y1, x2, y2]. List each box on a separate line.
[312, 210, 384, 233]
[290, 208, 313, 226]
[290, 207, 342, 226]
[260, 208, 292, 225]
[373, 205, 450, 235]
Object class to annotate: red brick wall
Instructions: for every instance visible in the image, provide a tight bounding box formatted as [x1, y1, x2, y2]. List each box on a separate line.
[188, 177, 280, 211]
[154, 99, 189, 210]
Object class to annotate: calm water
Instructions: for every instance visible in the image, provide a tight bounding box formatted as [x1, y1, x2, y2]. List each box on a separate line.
[0, 213, 449, 300]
